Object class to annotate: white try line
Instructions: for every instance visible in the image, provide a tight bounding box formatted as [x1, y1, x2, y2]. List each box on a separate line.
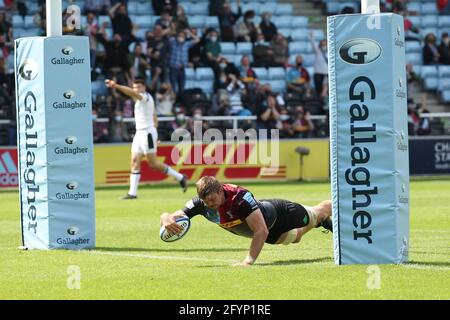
[89, 250, 239, 264]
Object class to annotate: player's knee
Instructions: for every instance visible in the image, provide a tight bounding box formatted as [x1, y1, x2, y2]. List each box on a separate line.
[281, 229, 298, 245]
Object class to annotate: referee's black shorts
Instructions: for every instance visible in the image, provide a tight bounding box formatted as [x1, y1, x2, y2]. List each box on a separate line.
[260, 199, 310, 244]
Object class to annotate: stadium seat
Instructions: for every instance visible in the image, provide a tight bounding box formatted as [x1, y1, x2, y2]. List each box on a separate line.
[268, 67, 286, 80]
[24, 16, 35, 29]
[438, 16, 450, 28]
[273, 16, 292, 29]
[424, 78, 438, 90]
[178, 2, 190, 14]
[197, 80, 214, 94]
[278, 28, 292, 38]
[291, 16, 308, 28]
[405, 41, 422, 54]
[221, 42, 236, 55]
[135, 15, 153, 29]
[291, 29, 308, 41]
[260, 2, 277, 15]
[421, 15, 438, 28]
[242, 3, 260, 15]
[406, 53, 423, 65]
[236, 43, 252, 55]
[326, 2, 340, 14]
[406, 16, 421, 28]
[137, 2, 153, 15]
[253, 67, 268, 80]
[268, 80, 286, 93]
[275, 4, 293, 16]
[420, 28, 438, 38]
[196, 68, 214, 81]
[421, 66, 438, 79]
[189, 16, 206, 29]
[186, 68, 196, 81]
[205, 17, 219, 30]
[439, 66, 450, 78]
[12, 16, 24, 29]
[190, 3, 209, 15]
[422, 3, 438, 15]
[441, 90, 450, 103]
[302, 54, 315, 67]
[311, 29, 325, 40]
[438, 78, 450, 92]
[406, 3, 421, 13]
[289, 41, 312, 54]
[127, 2, 139, 15]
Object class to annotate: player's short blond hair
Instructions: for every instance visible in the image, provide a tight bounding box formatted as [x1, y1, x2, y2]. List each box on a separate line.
[196, 176, 223, 199]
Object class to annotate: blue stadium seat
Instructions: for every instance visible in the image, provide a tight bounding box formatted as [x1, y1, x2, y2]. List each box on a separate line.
[178, 2, 190, 15]
[98, 15, 110, 27]
[406, 3, 421, 13]
[278, 28, 292, 38]
[205, 16, 219, 30]
[405, 41, 422, 54]
[424, 78, 438, 90]
[260, 2, 277, 15]
[92, 80, 108, 100]
[253, 68, 268, 80]
[438, 16, 450, 28]
[406, 16, 421, 28]
[221, 42, 236, 55]
[421, 15, 438, 28]
[190, 3, 209, 15]
[134, 28, 147, 40]
[137, 2, 153, 15]
[24, 16, 35, 29]
[289, 42, 312, 54]
[135, 15, 153, 29]
[439, 66, 450, 78]
[189, 16, 206, 29]
[291, 16, 308, 28]
[275, 4, 293, 16]
[268, 80, 286, 93]
[242, 3, 260, 15]
[186, 68, 196, 81]
[197, 80, 214, 94]
[127, 2, 139, 15]
[420, 28, 438, 38]
[406, 53, 423, 65]
[12, 16, 24, 29]
[311, 29, 325, 40]
[326, 2, 340, 14]
[441, 90, 450, 103]
[422, 3, 438, 15]
[268, 67, 286, 80]
[196, 68, 214, 81]
[421, 66, 438, 79]
[438, 78, 450, 91]
[302, 54, 315, 67]
[273, 16, 292, 29]
[233, 55, 243, 66]
[291, 29, 308, 41]
[236, 43, 252, 55]
[185, 80, 197, 90]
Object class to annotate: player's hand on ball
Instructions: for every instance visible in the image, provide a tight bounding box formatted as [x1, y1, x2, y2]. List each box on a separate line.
[105, 79, 116, 88]
[161, 214, 184, 235]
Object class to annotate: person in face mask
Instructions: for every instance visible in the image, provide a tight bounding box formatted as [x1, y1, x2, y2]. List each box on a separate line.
[252, 33, 274, 68]
[260, 12, 278, 42]
[238, 10, 260, 42]
[439, 32, 450, 65]
[205, 30, 223, 67]
[287, 55, 311, 95]
[109, 2, 133, 42]
[423, 33, 440, 65]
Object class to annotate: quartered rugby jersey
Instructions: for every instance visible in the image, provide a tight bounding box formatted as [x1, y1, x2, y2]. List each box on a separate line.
[182, 184, 276, 238]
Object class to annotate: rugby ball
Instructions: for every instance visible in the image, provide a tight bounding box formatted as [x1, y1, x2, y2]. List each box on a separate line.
[159, 217, 191, 242]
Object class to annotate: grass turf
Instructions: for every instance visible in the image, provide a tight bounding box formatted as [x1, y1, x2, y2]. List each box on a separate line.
[0, 180, 449, 300]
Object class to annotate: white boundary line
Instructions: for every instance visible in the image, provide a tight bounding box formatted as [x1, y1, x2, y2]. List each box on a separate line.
[89, 250, 239, 263]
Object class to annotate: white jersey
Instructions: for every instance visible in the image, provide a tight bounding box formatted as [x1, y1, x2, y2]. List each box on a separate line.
[134, 92, 156, 130]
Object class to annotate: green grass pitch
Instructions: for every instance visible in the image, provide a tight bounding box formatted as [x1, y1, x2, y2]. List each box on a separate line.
[0, 180, 449, 300]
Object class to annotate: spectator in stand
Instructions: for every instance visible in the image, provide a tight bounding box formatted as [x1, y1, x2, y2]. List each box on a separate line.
[256, 95, 280, 137]
[239, 55, 256, 81]
[260, 12, 278, 43]
[438, 0, 450, 15]
[84, 0, 111, 15]
[406, 63, 418, 100]
[0, 11, 12, 41]
[238, 10, 260, 43]
[128, 43, 150, 82]
[148, 24, 171, 90]
[310, 31, 328, 98]
[286, 55, 311, 95]
[439, 32, 450, 65]
[186, 107, 210, 136]
[156, 83, 176, 116]
[218, 0, 242, 42]
[152, 0, 178, 16]
[252, 33, 274, 67]
[109, 2, 133, 42]
[277, 108, 295, 138]
[403, 15, 421, 41]
[293, 105, 315, 138]
[226, 73, 247, 115]
[417, 103, 431, 136]
[155, 9, 174, 31]
[96, 25, 132, 83]
[423, 33, 440, 65]
[209, 0, 226, 16]
[110, 110, 131, 143]
[172, 108, 191, 138]
[174, 5, 190, 34]
[407, 105, 420, 135]
[168, 30, 200, 94]
[205, 29, 223, 74]
[270, 33, 289, 68]
[85, 11, 99, 70]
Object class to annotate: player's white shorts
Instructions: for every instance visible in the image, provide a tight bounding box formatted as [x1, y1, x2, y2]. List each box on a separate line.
[131, 127, 158, 155]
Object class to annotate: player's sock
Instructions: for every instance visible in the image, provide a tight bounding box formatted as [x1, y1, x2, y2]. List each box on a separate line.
[128, 172, 141, 196]
[164, 166, 183, 182]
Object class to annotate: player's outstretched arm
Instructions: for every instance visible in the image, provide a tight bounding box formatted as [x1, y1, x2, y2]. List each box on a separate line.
[105, 79, 143, 101]
[160, 210, 188, 234]
[234, 209, 269, 267]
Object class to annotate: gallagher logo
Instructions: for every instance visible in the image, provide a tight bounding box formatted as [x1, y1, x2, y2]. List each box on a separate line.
[66, 181, 78, 190]
[339, 39, 382, 65]
[67, 226, 79, 236]
[65, 136, 77, 145]
[63, 90, 76, 99]
[18, 60, 39, 81]
[61, 46, 74, 55]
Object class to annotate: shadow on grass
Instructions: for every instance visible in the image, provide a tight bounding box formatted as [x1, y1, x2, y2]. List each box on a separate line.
[407, 260, 450, 267]
[195, 257, 333, 268]
[94, 246, 245, 253]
